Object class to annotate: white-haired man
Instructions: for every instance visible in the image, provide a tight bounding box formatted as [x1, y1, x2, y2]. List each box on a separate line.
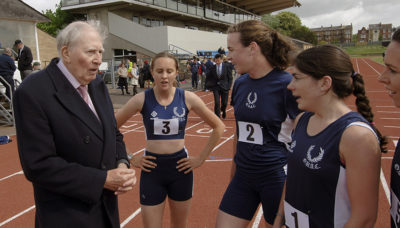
[13, 21, 137, 228]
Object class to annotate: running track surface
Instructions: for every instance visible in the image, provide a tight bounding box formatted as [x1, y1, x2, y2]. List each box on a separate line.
[0, 57, 395, 227]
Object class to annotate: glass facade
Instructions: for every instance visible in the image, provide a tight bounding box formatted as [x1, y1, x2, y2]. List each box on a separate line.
[62, 0, 258, 25]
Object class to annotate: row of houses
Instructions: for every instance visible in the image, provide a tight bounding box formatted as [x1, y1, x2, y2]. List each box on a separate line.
[310, 23, 394, 44]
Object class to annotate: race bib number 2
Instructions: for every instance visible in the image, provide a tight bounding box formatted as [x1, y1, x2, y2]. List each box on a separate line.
[154, 118, 179, 135]
[238, 121, 263, 145]
[284, 201, 310, 228]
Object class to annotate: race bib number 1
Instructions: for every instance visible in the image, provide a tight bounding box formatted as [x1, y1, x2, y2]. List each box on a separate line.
[154, 118, 179, 135]
[391, 190, 400, 228]
[284, 201, 310, 228]
[237, 121, 263, 145]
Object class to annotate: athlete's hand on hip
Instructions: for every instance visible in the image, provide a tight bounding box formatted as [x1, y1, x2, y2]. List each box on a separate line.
[131, 155, 157, 172]
[176, 156, 204, 174]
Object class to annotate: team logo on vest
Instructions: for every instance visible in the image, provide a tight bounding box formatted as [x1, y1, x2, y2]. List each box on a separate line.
[246, 92, 257, 109]
[303, 145, 325, 169]
[395, 163, 400, 176]
[151, 111, 158, 118]
[287, 140, 296, 153]
[173, 107, 186, 121]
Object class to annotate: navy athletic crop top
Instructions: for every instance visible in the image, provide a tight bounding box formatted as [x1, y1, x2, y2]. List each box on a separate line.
[141, 88, 189, 140]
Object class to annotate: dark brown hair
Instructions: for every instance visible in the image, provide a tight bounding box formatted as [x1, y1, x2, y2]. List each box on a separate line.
[227, 20, 294, 70]
[151, 52, 179, 71]
[295, 44, 387, 152]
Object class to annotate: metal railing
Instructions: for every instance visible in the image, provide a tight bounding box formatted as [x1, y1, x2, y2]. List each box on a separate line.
[0, 75, 15, 126]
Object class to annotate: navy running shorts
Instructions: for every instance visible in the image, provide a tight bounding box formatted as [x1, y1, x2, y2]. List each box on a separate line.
[219, 167, 285, 224]
[140, 148, 193, 205]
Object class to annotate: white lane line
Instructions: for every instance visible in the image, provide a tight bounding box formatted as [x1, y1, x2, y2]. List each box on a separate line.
[380, 118, 400, 120]
[120, 207, 142, 227]
[384, 126, 400, 129]
[252, 206, 263, 228]
[122, 125, 145, 134]
[205, 159, 232, 162]
[185, 134, 231, 139]
[382, 157, 393, 159]
[0, 171, 23, 182]
[380, 168, 391, 204]
[0, 205, 35, 227]
[377, 105, 397, 108]
[355, 58, 360, 73]
[378, 111, 400, 114]
[211, 134, 234, 152]
[361, 58, 381, 75]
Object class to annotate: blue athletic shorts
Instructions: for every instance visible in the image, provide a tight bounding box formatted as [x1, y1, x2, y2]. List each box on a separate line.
[140, 148, 193, 205]
[219, 167, 285, 224]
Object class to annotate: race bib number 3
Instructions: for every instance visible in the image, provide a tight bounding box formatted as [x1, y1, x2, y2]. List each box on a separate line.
[391, 190, 400, 228]
[284, 201, 310, 228]
[154, 118, 179, 135]
[238, 121, 263, 145]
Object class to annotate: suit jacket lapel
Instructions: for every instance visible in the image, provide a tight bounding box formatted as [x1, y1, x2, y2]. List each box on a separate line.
[47, 60, 104, 140]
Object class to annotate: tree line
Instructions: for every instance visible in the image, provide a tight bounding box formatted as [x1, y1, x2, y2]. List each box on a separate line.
[262, 12, 318, 45]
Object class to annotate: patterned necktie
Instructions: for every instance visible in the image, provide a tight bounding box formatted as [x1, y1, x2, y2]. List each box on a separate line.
[77, 85, 89, 105]
[217, 65, 221, 77]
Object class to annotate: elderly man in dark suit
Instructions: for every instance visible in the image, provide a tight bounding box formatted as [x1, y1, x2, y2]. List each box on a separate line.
[14, 39, 33, 80]
[13, 21, 136, 228]
[207, 53, 233, 119]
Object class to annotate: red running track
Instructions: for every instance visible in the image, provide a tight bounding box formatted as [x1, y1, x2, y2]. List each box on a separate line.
[0, 57, 395, 227]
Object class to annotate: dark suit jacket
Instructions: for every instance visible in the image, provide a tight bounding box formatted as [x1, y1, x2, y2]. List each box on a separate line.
[17, 45, 33, 71]
[206, 62, 233, 91]
[0, 53, 16, 77]
[13, 58, 127, 228]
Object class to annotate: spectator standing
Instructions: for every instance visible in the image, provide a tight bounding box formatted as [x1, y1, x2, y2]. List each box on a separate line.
[0, 48, 16, 99]
[199, 59, 207, 91]
[142, 60, 153, 88]
[117, 61, 130, 95]
[206, 54, 232, 119]
[131, 62, 139, 95]
[14, 39, 33, 80]
[32, 62, 41, 73]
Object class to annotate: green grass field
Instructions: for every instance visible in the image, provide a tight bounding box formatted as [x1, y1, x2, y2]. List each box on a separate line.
[368, 55, 384, 65]
[342, 44, 386, 56]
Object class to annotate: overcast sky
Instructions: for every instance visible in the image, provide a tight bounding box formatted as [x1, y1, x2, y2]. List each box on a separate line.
[23, 0, 399, 34]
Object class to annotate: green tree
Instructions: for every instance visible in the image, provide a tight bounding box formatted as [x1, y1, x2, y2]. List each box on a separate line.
[37, 1, 85, 36]
[275, 11, 301, 36]
[261, 14, 280, 30]
[291, 26, 318, 45]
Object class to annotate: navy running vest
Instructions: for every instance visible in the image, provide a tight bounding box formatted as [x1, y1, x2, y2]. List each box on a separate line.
[285, 111, 373, 228]
[141, 88, 188, 140]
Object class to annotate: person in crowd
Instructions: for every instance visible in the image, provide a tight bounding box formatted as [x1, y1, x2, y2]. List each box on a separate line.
[218, 46, 226, 56]
[215, 20, 300, 228]
[0, 48, 16, 99]
[199, 59, 207, 91]
[14, 39, 33, 80]
[115, 51, 225, 228]
[273, 44, 386, 228]
[32, 61, 41, 73]
[206, 54, 233, 119]
[378, 29, 400, 228]
[131, 62, 139, 95]
[204, 57, 214, 91]
[117, 60, 130, 95]
[13, 21, 136, 228]
[142, 60, 153, 88]
[188, 56, 199, 89]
